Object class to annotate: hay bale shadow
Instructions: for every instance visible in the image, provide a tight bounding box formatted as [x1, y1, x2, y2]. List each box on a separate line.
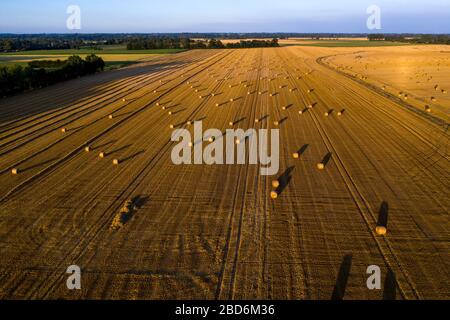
[297, 144, 309, 156]
[331, 254, 353, 300]
[275, 166, 295, 195]
[233, 117, 246, 125]
[93, 140, 117, 151]
[172, 108, 187, 115]
[108, 144, 132, 156]
[111, 195, 149, 230]
[321, 152, 333, 166]
[22, 157, 59, 172]
[279, 117, 288, 125]
[377, 201, 389, 228]
[383, 268, 397, 300]
[120, 150, 145, 163]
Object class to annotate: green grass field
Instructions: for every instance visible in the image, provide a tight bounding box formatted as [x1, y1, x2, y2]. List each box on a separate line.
[0, 47, 186, 69]
[0, 48, 186, 56]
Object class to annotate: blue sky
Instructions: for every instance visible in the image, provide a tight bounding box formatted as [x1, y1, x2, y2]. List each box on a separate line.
[1, 0, 449, 33]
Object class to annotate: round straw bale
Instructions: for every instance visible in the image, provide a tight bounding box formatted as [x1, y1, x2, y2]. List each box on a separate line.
[11, 168, 19, 175]
[113, 159, 120, 165]
[293, 152, 299, 159]
[99, 152, 106, 158]
[272, 180, 280, 188]
[270, 191, 278, 199]
[84, 146, 91, 152]
[375, 226, 387, 236]
[317, 163, 325, 170]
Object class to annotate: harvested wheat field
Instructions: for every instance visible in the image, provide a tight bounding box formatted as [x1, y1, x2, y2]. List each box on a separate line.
[0, 46, 448, 300]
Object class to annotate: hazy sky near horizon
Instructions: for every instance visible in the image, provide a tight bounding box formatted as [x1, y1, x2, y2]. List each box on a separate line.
[1, 0, 449, 33]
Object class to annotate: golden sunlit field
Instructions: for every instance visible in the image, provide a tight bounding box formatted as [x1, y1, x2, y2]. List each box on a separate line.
[322, 46, 450, 122]
[0, 45, 448, 300]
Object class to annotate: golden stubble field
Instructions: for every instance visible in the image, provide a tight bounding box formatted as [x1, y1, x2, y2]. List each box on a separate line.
[0, 46, 448, 300]
[322, 45, 450, 123]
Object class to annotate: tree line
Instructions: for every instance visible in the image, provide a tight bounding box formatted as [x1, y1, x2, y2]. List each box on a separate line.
[126, 38, 279, 50]
[368, 34, 450, 44]
[0, 55, 105, 98]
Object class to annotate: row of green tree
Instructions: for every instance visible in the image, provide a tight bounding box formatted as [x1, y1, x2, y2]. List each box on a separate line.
[368, 34, 450, 44]
[126, 38, 280, 50]
[0, 55, 105, 98]
[221, 39, 280, 48]
[126, 37, 191, 50]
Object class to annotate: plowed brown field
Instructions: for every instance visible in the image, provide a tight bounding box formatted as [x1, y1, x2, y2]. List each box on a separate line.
[0, 47, 448, 300]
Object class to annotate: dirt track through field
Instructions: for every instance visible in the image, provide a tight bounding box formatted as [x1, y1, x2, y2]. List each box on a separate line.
[0, 47, 448, 300]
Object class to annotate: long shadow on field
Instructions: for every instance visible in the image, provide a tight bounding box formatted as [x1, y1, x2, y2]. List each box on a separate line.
[132, 195, 150, 209]
[297, 144, 309, 156]
[383, 268, 397, 300]
[171, 108, 187, 115]
[108, 144, 132, 156]
[331, 254, 353, 300]
[0, 59, 192, 124]
[114, 195, 150, 228]
[22, 157, 59, 172]
[377, 201, 389, 229]
[321, 152, 333, 167]
[93, 140, 117, 151]
[275, 166, 294, 196]
[278, 117, 288, 125]
[232, 117, 246, 125]
[114, 111, 133, 118]
[119, 150, 145, 163]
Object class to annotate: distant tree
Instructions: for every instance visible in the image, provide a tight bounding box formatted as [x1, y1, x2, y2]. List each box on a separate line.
[368, 34, 385, 41]
[0, 54, 106, 98]
[85, 54, 105, 73]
